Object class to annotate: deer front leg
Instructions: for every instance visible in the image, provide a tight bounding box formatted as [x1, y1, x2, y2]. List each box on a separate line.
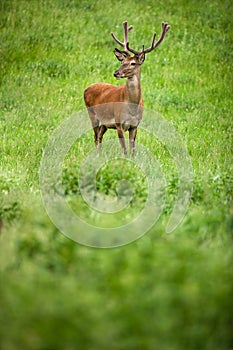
[116, 123, 127, 155]
[129, 127, 137, 156]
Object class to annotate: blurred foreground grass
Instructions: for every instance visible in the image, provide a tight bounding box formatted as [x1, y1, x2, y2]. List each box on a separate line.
[0, 0, 233, 349]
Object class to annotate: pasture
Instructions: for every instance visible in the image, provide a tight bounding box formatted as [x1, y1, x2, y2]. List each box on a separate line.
[0, 0, 232, 349]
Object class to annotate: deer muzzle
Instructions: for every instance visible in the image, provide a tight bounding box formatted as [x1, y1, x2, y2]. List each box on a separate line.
[114, 70, 122, 79]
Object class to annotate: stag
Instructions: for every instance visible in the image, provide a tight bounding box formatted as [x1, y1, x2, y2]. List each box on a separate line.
[84, 21, 170, 155]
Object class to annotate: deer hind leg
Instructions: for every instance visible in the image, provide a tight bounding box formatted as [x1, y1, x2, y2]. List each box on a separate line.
[129, 127, 137, 156]
[116, 123, 127, 155]
[87, 107, 99, 145]
[93, 126, 100, 146]
[97, 125, 107, 153]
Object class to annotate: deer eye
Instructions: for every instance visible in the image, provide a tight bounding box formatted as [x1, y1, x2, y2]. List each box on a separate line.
[131, 62, 136, 66]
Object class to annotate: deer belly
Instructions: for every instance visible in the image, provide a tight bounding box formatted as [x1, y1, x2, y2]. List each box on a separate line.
[122, 115, 141, 129]
[99, 117, 116, 129]
[98, 116, 141, 131]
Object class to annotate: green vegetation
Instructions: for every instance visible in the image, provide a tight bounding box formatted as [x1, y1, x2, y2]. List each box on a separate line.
[0, 0, 232, 349]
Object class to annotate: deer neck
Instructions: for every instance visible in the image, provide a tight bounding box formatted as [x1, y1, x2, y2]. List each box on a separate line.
[125, 69, 142, 104]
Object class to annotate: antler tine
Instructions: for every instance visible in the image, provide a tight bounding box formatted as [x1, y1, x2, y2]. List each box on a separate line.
[126, 42, 140, 55]
[111, 21, 133, 51]
[143, 22, 170, 54]
[127, 22, 170, 56]
[150, 33, 157, 48]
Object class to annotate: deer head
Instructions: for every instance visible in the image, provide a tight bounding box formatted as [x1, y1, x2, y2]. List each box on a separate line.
[111, 21, 170, 79]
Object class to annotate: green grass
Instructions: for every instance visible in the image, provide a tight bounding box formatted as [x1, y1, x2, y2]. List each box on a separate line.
[0, 0, 233, 349]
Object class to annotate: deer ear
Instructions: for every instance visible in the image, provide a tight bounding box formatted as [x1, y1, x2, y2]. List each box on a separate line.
[114, 49, 129, 62]
[137, 52, 145, 65]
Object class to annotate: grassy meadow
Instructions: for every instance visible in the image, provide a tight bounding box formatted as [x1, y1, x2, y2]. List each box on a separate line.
[0, 0, 233, 349]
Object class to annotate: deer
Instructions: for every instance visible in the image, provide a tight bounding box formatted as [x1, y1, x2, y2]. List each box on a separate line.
[84, 21, 170, 156]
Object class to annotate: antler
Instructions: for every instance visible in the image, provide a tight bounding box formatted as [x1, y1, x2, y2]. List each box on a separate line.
[127, 22, 170, 56]
[111, 21, 133, 52]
